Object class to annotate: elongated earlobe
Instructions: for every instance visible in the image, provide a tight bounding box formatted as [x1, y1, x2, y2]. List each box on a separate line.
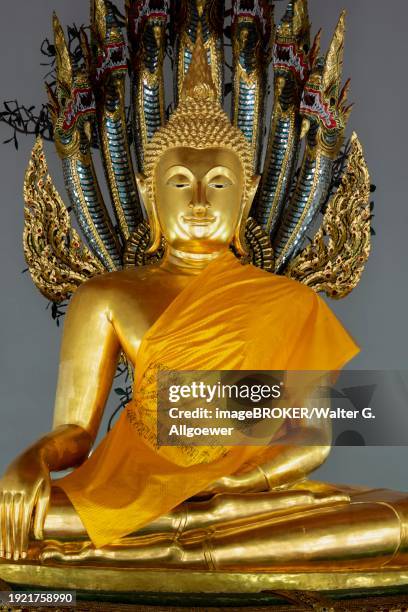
[136, 173, 162, 254]
[135, 173, 147, 201]
[233, 175, 261, 256]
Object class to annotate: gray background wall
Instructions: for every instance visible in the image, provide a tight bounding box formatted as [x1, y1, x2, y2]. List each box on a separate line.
[0, 1, 407, 489]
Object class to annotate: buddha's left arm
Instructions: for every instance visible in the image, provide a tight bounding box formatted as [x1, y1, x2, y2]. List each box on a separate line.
[205, 378, 332, 494]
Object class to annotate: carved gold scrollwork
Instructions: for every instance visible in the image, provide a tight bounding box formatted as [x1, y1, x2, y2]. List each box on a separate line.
[241, 217, 275, 271]
[123, 221, 166, 268]
[23, 137, 105, 302]
[285, 132, 371, 299]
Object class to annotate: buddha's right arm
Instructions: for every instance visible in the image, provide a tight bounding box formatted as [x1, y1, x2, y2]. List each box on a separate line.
[52, 279, 121, 439]
[0, 279, 121, 560]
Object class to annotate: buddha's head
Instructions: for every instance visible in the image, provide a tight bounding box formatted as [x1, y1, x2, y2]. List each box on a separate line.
[136, 32, 260, 257]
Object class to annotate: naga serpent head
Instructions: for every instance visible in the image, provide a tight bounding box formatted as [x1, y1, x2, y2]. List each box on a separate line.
[48, 14, 96, 156]
[90, 0, 128, 86]
[126, 0, 169, 73]
[299, 11, 352, 156]
[273, 0, 311, 99]
[232, 0, 274, 70]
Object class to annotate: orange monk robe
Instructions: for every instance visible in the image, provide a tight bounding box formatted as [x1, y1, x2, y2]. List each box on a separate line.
[57, 250, 359, 547]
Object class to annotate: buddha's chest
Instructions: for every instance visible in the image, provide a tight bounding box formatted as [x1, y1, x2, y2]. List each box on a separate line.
[109, 278, 191, 365]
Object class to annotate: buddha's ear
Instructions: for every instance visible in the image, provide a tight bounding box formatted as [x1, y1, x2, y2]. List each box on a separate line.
[136, 173, 148, 204]
[248, 175, 261, 207]
[233, 174, 262, 257]
[136, 173, 162, 254]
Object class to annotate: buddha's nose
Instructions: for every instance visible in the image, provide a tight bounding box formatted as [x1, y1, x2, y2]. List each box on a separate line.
[190, 181, 209, 215]
[191, 202, 208, 217]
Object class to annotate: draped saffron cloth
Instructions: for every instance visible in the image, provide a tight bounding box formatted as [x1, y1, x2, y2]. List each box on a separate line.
[57, 250, 359, 547]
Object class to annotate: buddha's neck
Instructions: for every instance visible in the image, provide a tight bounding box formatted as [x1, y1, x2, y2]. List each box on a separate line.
[160, 246, 227, 275]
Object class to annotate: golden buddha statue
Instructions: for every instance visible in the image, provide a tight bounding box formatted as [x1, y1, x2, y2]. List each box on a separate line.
[1, 0, 407, 596]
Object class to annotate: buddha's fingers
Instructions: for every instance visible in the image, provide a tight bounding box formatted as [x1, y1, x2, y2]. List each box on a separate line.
[19, 497, 31, 560]
[10, 493, 24, 561]
[33, 478, 51, 541]
[40, 540, 92, 563]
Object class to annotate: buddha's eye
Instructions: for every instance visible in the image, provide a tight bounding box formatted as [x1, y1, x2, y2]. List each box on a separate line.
[167, 175, 191, 189]
[208, 177, 232, 189]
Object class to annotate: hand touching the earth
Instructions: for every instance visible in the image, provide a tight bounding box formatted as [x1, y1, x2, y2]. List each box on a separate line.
[0, 450, 51, 560]
[0, 424, 93, 561]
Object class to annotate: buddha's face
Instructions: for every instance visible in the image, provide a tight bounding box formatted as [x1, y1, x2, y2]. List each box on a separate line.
[153, 147, 245, 254]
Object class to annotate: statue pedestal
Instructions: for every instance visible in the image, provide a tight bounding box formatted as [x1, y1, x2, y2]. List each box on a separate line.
[1, 562, 408, 591]
[0, 562, 408, 610]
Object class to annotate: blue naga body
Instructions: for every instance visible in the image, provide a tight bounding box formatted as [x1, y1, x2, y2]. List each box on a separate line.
[253, 0, 310, 237]
[91, 1, 143, 241]
[231, 0, 274, 172]
[127, 1, 168, 173]
[175, 0, 224, 105]
[61, 133, 122, 271]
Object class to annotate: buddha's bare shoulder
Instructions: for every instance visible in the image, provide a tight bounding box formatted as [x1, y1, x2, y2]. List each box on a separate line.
[71, 263, 171, 302]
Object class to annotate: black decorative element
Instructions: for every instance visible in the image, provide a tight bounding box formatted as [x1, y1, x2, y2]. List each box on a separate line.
[108, 363, 133, 432]
[0, 100, 53, 148]
[42, 24, 88, 84]
[0, 21, 135, 150]
[0, 24, 84, 147]
[46, 300, 69, 327]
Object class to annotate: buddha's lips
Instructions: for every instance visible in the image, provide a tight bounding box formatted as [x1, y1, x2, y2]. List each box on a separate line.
[182, 215, 216, 225]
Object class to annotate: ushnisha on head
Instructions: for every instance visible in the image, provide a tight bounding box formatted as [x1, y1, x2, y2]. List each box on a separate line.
[136, 30, 260, 258]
